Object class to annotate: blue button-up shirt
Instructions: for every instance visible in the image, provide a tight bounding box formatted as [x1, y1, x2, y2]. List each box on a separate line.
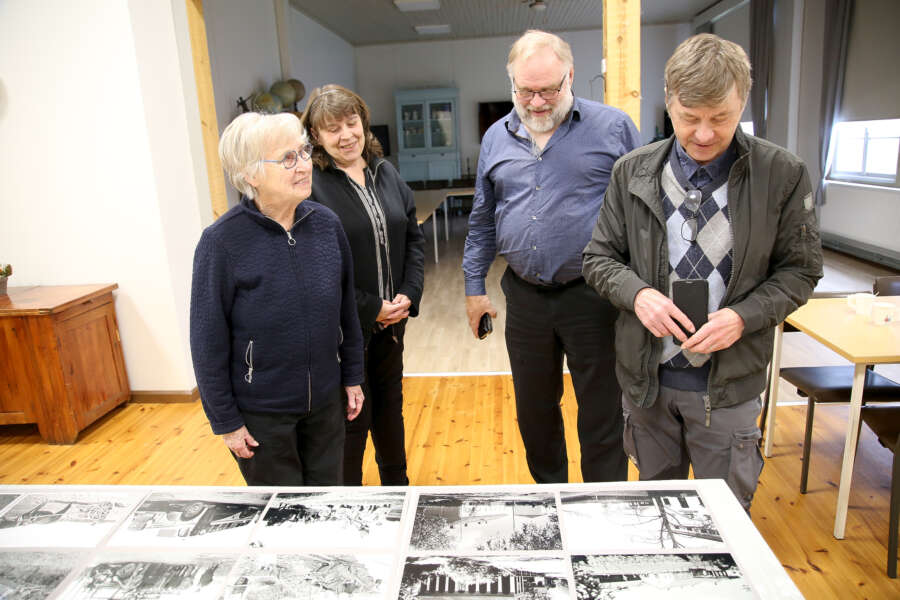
[463, 97, 640, 294]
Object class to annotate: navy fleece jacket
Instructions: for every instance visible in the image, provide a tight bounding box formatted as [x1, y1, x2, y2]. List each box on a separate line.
[189, 198, 364, 435]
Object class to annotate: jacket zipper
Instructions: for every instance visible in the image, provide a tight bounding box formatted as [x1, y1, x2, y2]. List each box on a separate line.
[244, 340, 254, 383]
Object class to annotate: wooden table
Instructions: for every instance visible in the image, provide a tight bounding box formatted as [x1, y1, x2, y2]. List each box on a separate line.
[763, 296, 900, 538]
[0, 284, 130, 443]
[414, 187, 475, 263]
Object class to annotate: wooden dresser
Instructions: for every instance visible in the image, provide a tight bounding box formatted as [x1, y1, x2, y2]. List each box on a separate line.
[0, 284, 130, 443]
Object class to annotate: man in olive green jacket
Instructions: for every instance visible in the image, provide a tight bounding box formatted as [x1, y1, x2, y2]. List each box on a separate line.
[582, 34, 823, 509]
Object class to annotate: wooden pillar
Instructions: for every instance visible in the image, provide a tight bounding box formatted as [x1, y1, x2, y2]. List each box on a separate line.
[185, 0, 228, 219]
[603, 0, 641, 130]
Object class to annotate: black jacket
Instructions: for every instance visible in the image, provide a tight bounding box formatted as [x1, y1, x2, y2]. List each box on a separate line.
[189, 198, 364, 435]
[310, 157, 426, 339]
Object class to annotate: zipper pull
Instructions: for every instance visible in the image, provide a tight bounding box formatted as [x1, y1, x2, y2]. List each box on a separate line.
[703, 394, 711, 427]
[286, 230, 297, 246]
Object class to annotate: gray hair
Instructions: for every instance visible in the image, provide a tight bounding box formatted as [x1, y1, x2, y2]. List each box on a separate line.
[664, 33, 752, 108]
[217, 112, 307, 200]
[506, 29, 574, 83]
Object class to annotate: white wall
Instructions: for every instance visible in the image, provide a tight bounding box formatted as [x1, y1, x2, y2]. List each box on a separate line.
[290, 8, 356, 110]
[0, 0, 207, 392]
[355, 26, 689, 172]
[204, 0, 283, 207]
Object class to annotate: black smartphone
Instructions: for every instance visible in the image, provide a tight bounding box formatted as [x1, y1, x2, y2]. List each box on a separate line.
[477, 313, 493, 340]
[672, 279, 709, 344]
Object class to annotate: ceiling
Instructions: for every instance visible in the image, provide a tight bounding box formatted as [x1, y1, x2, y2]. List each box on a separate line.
[289, 0, 717, 46]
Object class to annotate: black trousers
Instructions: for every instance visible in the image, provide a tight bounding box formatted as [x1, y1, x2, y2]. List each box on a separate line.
[233, 388, 344, 486]
[501, 267, 626, 483]
[343, 320, 409, 486]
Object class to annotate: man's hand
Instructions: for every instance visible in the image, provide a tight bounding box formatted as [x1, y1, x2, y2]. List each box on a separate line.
[633, 287, 694, 342]
[377, 296, 410, 326]
[682, 308, 745, 354]
[345, 385, 364, 421]
[222, 425, 259, 459]
[466, 295, 498, 338]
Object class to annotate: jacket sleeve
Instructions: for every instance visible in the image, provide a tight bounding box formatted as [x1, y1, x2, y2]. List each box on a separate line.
[397, 178, 426, 317]
[189, 231, 245, 435]
[583, 159, 653, 312]
[338, 224, 365, 386]
[728, 161, 824, 334]
[462, 142, 499, 296]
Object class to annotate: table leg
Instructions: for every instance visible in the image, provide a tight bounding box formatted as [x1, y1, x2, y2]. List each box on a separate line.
[443, 198, 449, 241]
[432, 211, 438, 264]
[833, 362, 867, 539]
[763, 323, 784, 457]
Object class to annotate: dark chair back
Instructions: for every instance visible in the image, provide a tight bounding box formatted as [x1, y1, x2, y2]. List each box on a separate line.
[874, 276, 900, 296]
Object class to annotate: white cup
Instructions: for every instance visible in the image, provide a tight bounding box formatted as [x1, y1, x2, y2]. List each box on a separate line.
[847, 292, 877, 317]
[871, 301, 897, 326]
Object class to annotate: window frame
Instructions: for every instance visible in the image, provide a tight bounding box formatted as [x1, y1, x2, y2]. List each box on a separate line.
[827, 119, 900, 188]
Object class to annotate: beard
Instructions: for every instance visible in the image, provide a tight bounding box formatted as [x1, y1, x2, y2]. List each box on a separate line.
[512, 87, 574, 134]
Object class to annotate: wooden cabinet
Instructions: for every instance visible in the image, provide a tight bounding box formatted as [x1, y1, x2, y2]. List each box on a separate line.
[395, 87, 460, 182]
[0, 285, 130, 443]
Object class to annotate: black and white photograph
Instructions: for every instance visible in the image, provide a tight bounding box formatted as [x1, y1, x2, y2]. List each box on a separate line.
[0, 550, 82, 599]
[571, 553, 754, 599]
[560, 490, 723, 551]
[220, 552, 391, 599]
[400, 555, 570, 600]
[108, 491, 271, 548]
[409, 492, 561, 552]
[251, 490, 405, 550]
[0, 494, 19, 515]
[0, 491, 143, 547]
[59, 552, 235, 600]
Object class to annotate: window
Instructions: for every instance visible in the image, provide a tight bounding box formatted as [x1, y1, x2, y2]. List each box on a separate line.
[739, 121, 754, 136]
[828, 119, 900, 186]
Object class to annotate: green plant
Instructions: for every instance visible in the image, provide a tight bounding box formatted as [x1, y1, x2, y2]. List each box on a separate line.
[0, 264, 11, 278]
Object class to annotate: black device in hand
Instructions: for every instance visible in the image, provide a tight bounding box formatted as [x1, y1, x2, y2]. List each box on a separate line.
[672, 279, 708, 345]
[477, 313, 493, 339]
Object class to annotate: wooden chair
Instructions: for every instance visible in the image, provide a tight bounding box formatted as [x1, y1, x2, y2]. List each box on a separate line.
[766, 276, 900, 493]
[859, 403, 900, 578]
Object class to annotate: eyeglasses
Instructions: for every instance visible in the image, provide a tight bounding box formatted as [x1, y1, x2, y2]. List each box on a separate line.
[680, 190, 703, 243]
[513, 75, 567, 101]
[262, 143, 314, 169]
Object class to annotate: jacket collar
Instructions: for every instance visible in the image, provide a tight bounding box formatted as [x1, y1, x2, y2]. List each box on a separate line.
[239, 196, 315, 230]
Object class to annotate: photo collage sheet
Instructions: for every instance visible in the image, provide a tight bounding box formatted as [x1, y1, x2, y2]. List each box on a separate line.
[0, 481, 792, 599]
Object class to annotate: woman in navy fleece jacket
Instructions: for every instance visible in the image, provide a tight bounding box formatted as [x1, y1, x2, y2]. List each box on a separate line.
[189, 112, 365, 486]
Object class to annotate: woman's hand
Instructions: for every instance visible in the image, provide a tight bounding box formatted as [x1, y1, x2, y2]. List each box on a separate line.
[221, 425, 259, 459]
[345, 385, 364, 421]
[376, 294, 411, 325]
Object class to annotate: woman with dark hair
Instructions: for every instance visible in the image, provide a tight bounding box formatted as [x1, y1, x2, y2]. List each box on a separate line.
[301, 85, 425, 486]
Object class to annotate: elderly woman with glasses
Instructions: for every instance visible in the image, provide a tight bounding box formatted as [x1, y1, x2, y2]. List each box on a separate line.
[300, 85, 425, 486]
[190, 112, 365, 486]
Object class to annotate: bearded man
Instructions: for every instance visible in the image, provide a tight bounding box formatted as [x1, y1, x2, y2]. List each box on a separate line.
[462, 29, 640, 483]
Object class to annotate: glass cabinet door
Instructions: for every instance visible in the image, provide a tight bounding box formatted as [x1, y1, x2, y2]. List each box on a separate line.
[428, 101, 454, 148]
[400, 103, 426, 149]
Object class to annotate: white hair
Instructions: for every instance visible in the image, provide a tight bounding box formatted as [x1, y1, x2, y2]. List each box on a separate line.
[506, 29, 574, 83]
[218, 112, 307, 199]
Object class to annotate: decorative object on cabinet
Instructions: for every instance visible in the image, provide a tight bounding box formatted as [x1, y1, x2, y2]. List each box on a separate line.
[238, 78, 306, 114]
[0, 284, 130, 443]
[0, 264, 10, 296]
[395, 88, 460, 182]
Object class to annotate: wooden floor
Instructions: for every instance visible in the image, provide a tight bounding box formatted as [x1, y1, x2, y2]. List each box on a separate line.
[1, 212, 899, 598]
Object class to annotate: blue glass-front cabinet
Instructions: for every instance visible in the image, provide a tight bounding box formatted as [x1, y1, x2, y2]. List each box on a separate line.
[394, 88, 460, 182]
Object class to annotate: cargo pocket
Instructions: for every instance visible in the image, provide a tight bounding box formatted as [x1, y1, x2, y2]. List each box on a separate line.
[727, 427, 764, 509]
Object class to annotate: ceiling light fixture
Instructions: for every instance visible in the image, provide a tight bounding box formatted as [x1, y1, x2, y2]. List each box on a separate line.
[525, 0, 547, 11]
[414, 24, 451, 35]
[394, 0, 440, 11]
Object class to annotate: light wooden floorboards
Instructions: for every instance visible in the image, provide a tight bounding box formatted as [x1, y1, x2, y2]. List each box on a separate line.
[1, 212, 898, 598]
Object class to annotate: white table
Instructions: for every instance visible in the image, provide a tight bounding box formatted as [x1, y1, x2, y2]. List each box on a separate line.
[0, 479, 801, 598]
[763, 296, 900, 538]
[414, 187, 474, 263]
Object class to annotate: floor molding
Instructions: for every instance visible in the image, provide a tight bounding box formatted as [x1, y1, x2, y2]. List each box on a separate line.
[130, 388, 199, 403]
